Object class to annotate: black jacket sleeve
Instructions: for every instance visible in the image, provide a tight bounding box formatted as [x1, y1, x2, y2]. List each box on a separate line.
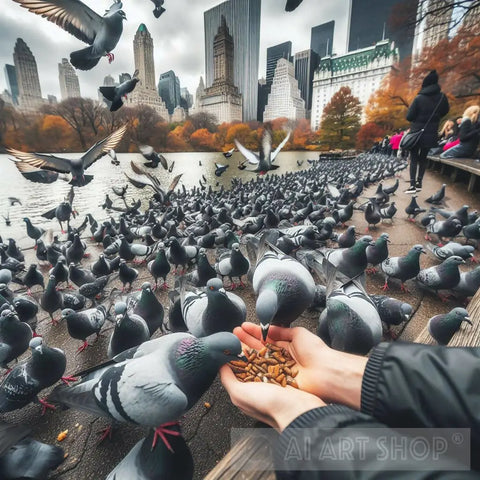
[459, 119, 480, 142]
[275, 405, 475, 479]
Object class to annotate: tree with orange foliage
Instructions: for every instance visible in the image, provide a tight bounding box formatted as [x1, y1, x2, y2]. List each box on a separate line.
[225, 123, 251, 148]
[356, 122, 386, 151]
[38, 115, 75, 152]
[167, 125, 191, 151]
[190, 128, 216, 151]
[292, 119, 313, 149]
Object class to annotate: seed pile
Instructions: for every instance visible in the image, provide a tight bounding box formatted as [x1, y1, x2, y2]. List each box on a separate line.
[229, 343, 299, 388]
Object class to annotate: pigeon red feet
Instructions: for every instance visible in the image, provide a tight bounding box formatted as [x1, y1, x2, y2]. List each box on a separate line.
[425, 235, 432, 241]
[408, 218, 415, 223]
[97, 425, 113, 442]
[381, 282, 389, 291]
[49, 317, 59, 326]
[471, 257, 478, 264]
[239, 280, 246, 288]
[39, 398, 56, 416]
[161, 282, 169, 291]
[27, 289, 32, 296]
[400, 283, 410, 293]
[32, 331, 42, 338]
[76, 341, 89, 353]
[83, 253, 91, 258]
[61, 375, 78, 386]
[366, 267, 378, 275]
[151, 422, 181, 452]
[438, 293, 451, 303]
[229, 283, 237, 290]
[106, 52, 115, 63]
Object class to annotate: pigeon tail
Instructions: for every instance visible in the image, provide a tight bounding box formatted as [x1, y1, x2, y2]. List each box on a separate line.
[110, 98, 124, 112]
[154, 6, 166, 17]
[99, 86, 117, 102]
[70, 47, 101, 71]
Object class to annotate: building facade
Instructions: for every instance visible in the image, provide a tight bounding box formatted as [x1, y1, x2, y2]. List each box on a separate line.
[266, 41, 292, 88]
[311, 39, 398, 130]
[180, 87, 193, 110]
[294, 49, 317, 116]
[126, 24, 169, 118]
[263, 58, 305, 123]
[204, 0, 260, 121]
[13, 38, 43, 112]
[58, 58, 81, 100]
[347, 0, 417, 61]
[310, 21, 334, 59]
[158, 70, 181, 114]
[199, 15, 242, 124]
[4, 64, 19, 106]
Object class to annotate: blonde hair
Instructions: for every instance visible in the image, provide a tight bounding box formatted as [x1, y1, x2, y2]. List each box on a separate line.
[463, 105, 479, 123]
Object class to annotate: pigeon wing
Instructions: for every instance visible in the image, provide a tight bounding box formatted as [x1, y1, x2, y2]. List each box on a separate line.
[82, 125, 127, 169]
[12, 0, 103, 45]
[271, 130, 291, 162]
[7, 148, 72, 173]
[234, 139, 259, 165]
[0, 421, 31, 457]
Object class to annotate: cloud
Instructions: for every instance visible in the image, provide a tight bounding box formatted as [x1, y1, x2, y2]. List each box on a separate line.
[0, 0, 349, 101]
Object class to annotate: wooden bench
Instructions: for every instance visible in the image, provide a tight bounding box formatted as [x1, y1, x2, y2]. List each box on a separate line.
[427, 155, 480, 193]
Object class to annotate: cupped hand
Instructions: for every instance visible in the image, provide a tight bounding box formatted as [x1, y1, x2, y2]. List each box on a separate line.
[232, 322, 367, 409]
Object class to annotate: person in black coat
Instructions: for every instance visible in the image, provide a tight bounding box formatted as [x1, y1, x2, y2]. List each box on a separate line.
[441, 105, 480, 159]
[405, 70, 449, 193]
[221, 323, 479, 478]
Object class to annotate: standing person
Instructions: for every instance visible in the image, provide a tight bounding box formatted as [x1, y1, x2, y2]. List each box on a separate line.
[404, 70, 449, 193]
[389, 130, 403, 157]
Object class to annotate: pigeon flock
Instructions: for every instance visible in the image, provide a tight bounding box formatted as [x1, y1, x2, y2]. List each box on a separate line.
[1, 145, 479, 478]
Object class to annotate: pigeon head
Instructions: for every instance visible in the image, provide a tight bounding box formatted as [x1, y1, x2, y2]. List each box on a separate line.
[451, 307, 472, 325]
[379, 233, 390, 243]
[412, 244, 427, 255]
[200, 332, 242, 364]
[232, 243, 240, 252]
[444, 255, 465, 266]
[114, 302, 127, 316]
[61, 308, 76, 320]
[141, 282, 153, 292]
[29, 336, 43, 352]
[401, 303, 413, 320]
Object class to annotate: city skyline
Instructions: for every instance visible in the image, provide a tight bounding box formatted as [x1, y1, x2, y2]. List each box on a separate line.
[0, 0, 350, 102]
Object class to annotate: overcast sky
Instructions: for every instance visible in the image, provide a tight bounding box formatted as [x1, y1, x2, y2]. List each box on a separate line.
[0, 0, 350, 100]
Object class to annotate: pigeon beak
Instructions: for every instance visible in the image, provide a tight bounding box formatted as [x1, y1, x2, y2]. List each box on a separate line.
[421, 248, 427, 254]
[464, 316, 472, 325]
[219, 288, 226, 294]
[260, 323, 270, 343]
[237, 352, 249, 362]
[387, 239, 391, 243]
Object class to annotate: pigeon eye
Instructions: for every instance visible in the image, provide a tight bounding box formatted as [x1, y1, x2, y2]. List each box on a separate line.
[223, 349, 231, 355]
[209, 286, 214, 290]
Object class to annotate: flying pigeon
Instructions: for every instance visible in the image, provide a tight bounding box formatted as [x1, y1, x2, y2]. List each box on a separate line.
[235, 129, 291, 175]
[151, 0, 166, 18]
[100, 70, 139, 111]
[428, 307, 471, 345]
[7, 125, 127, 186]
[138, 145, 168, 169]
[285, 0, 303, 11]
[49, 332, 241, 450]
[223, 147, 235, 158]
[214, 163, 229, 177]
[13, 0, 127, 70]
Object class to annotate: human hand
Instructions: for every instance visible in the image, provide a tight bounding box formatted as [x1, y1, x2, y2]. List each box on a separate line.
[232, 322, 367, 410]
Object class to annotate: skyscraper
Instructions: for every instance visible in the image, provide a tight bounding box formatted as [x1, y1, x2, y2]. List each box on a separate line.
[126, 24, 169, 118]
[347, 0, 418, 61]
[158, 70, 181, 115]
[264, 58, 305, 122]
[204, 0, 261, 121]
[199, 15, 242, 124]
[13, 38, 43, 112]
[180, 87, 193, 110]
[310, 21, 334, 59]
[4, 64, 19, 105]
[58, 58, 81, 100]
[294, 49, 317, 115]
[266, 42, 292, 88]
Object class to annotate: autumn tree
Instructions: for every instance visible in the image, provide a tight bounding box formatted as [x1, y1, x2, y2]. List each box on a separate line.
[292, 119, 313, 149]
[187, 112, 218, 133]
[356, 122, 386, 151]
[319, 87, 362, 150]
[190, 128, 216, 151]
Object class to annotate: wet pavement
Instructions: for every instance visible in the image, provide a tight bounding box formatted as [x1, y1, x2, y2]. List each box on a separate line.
[1, 162, 479, 479]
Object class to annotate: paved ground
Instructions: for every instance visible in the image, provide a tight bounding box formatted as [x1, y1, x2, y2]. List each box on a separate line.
[1, 161, 480, 479]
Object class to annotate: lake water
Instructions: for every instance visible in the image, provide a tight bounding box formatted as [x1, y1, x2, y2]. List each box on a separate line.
[0, 151, 317, 246]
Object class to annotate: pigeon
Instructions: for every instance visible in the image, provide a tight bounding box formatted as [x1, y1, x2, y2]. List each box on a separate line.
[100, 70, 139, 111]
[79, 275, 110, 302]
[428, 242, 475, 262]
[11, 296, 39, 336]
[13, 0, 127, 70]
[148, 247, 171, 290]
[7, 125, 127, 186]
[119, 259, 138, 291]
[215, 243, 250, 289]
[426, 217, 463, 244]
[451, 266, 480, 298]
[463, 220, 480, 245]
[428, 307, 471, 345]
[0, 246, 24, 274]
[416, 256, 465, 298]
[0, 337, 67, 415]
[0, 309, 33, 370]
[285, 0, 303, 11]
[40, 275, 63, 324]
[381, 244, 426, 292]
[366, 233, 390, 274]
[382, 178, 399, 195]
[138, 145, 168, 169]
[49, 332, 241, 450]
[108, 149, 120, 166]
[223, 147, 235, 158]
[129, 282, 165, 335]
[179, 278, 246, 337]
[0, 429, 64, 480]
[61, 305, 109, 352]
[235, 129, 290, 175]
[364, 200, 382, 230]
[370, 295, 413, 328]
[65, 233, 87, 264]
[380, 202, 397, 221]
[251, 241, 315, 341]
[431, 205, 470, 225]
[151, 0, 166, 18]
[106, 425, 193, 480]
[108, 302, 150, 358]
[167, 238, 198, 274]
[214, 163, 229, 177]
[23, 218, 45, 247]
[5, 239, 24, 263]
[186, 248, 217, 287]
[69, 263, 96, 287]
[91, 254, 113, 277]
[318, 278, 382, 355]
[405, 195, 426, 222]
[425, 184, 446, 204]
[333, 226, 356, 249]
[19, 264, 45, 294]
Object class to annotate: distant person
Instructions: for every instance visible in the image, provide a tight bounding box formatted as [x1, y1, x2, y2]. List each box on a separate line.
[441, 105, 480, 159]
[404, 69, 449, 193]
[389, 130, 404, 157]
